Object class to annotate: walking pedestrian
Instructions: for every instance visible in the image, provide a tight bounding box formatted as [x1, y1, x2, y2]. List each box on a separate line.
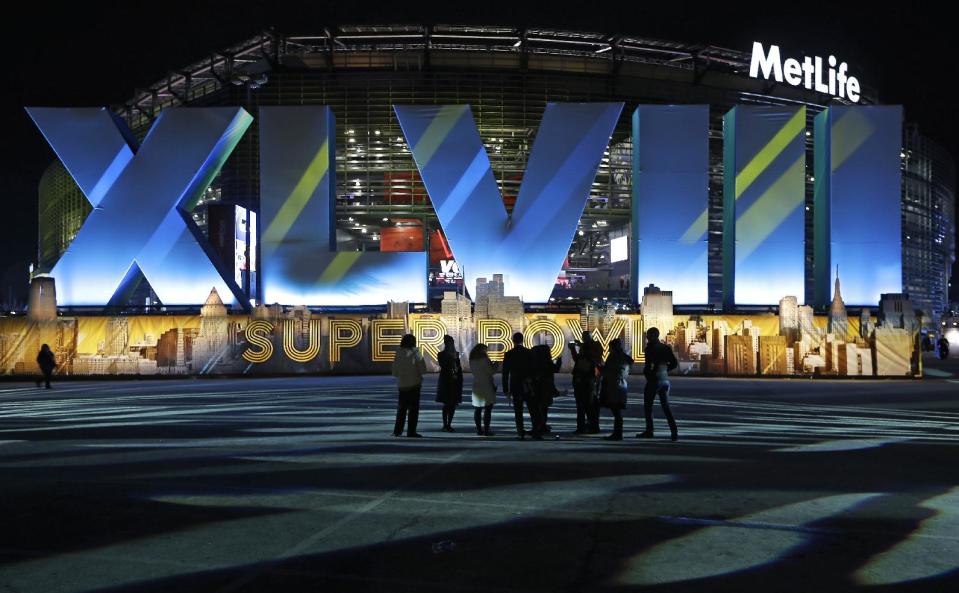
[599, 338, 633, 440]
[637, 327, 679, 441]
[436, 335, 464, 432]
[937, 335, 950, 360]
[35, 344, 56, 389]
[469, 343, 497, 436]
[392, 334, 427, 437]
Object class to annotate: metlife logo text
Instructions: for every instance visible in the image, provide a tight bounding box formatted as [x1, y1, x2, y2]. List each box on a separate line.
[749, 42, 861, 103]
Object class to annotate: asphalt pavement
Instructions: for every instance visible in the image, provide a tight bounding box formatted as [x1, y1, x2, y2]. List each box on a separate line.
[1, 361, 957, 592]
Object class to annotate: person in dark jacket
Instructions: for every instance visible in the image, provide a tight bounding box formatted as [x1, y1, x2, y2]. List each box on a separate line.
[569, 331, 602, 434]
[36, 344, 57, 389]
[392, 334, 427, 437]
[502, 332, 542, 440]
[938, 336, 950, 360]
[436, 335, 464, 432]
[600, 338, 633, 440]
[531, 343, 561, 434]
[637, 327, 679, 441]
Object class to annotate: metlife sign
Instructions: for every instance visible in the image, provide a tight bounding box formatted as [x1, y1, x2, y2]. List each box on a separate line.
[749, 42, 861, 103]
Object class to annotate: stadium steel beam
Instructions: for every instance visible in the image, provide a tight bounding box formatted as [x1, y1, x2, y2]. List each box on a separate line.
[423, 25, 431, 71]
[324, 27, 334, 72]
[166, 76, 185, 103]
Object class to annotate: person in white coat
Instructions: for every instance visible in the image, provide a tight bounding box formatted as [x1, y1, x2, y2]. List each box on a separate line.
[392, 334, 427, 437]
[469, 343, 498, 436]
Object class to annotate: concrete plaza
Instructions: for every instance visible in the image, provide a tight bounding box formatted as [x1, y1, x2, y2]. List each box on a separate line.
[1, 362, 958, 592]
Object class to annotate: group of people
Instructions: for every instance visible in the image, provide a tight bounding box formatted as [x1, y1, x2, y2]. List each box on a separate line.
[391, 328, 680, 441]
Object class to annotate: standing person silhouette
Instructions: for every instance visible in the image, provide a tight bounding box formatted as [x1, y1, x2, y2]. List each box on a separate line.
[502, 332, 542, 440]
[938, 335, 950, 360]
[35, 344, 56, 389]
[569, 331, 602, 434]
[436, 335, 464, 432]
[392, 334, 427, 437]
[531, 343, 561, 434]
[469, 343, 497, 436]
[637, 327, 679, 441]
[599, 338, 633, 440]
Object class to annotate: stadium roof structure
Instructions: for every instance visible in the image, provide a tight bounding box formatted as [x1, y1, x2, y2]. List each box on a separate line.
[113, 24, 876, 129]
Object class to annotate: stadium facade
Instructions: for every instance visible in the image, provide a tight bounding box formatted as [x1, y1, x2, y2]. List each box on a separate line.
[35, 26, 956, 324]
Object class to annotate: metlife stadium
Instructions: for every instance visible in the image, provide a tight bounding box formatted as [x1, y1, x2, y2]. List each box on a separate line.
[36, 25, 956, 323]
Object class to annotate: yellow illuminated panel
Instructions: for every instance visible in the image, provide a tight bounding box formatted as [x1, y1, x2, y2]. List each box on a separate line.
[588, 318, 628, 360]
[242, 320, 274, 363]
[629, 317, 646, 363]
[478, 319, 513, 362]
[524, 319, 565, 360]
[565, 319, 586, 343]
[371, 319, 405, 362]
[411, 317, 447, 362]
[283, 319, 321, 363]
[329, 319, 363, 364]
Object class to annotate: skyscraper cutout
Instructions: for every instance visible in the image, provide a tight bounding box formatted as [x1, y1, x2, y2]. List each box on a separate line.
[829, 266, 849, 340]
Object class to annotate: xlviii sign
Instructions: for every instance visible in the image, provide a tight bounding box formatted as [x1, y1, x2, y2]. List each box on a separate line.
[29, 102, 899, 308]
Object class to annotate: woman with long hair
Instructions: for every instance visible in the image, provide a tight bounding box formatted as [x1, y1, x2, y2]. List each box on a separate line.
[436, 335, 464, 432]
[469, 343, 497, 436]
[600, 338, 634, 440]
[531, 343, 561, 434]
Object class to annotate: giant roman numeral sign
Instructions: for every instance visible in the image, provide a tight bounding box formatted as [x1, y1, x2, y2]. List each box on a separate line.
[258, 106, 426, 306]
[28, 103, 903, 309]
[27, 107, 251, 307]
[395, 103, 623, 302]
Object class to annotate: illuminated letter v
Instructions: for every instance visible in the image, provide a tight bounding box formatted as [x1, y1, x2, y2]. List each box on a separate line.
[395, 102, 622, 302]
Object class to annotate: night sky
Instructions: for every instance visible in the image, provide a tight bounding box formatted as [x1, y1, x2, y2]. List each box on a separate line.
[2, 2, 956, 304]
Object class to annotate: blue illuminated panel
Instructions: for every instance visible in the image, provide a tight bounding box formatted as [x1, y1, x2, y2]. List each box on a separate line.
[259, 106, 426, 306]
[632, 105, 709, 305]
[814, 106, 902, 306]
[27, 107, 251, 307]
[395, 103, 622, 303]
[723, 106, 806, 306]
[26, 108, 134, 208]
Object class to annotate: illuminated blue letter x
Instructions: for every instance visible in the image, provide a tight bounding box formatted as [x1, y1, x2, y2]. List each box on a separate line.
[26, 107, 252, 307]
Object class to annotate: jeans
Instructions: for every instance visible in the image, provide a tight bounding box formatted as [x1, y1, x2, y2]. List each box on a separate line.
[573, 379, 594, 431]
[643, 380, 677, 436]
